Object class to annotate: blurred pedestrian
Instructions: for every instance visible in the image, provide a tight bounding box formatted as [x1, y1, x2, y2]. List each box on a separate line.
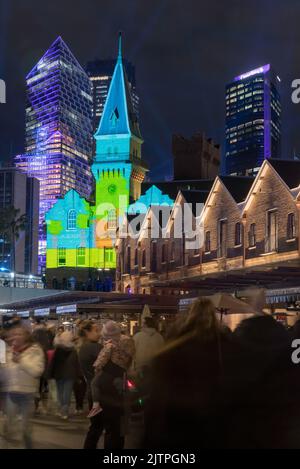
[73, 325, 87, 415]
[232, 307, 293, 448]
[78, 320, 103, 449]
[0, 326, 45, 448]
[90, 321, 135, 449]
[32, 320, 52, 413]
[144, 297, 238, 449]
[49, 331, 80, 419]
[133, 317, 164, 373]
[89, 321, 135, 417]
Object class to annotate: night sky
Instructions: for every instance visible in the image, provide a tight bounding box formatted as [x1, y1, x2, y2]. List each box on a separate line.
[1, 0, 300, 180]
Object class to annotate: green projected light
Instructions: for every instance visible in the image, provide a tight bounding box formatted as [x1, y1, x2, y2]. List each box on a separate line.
[46, 34, 146, 273]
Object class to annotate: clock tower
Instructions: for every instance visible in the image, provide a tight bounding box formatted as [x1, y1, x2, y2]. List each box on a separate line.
[91, 33, 147, 252]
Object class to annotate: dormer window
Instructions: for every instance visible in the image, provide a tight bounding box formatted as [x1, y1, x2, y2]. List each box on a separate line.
[110, 107, 119, 127]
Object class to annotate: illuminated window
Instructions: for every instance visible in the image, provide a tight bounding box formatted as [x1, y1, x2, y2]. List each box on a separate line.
[67, 209, 76, 230]
[107, 209, 117, 229]
[105, 248, 113, 263]
[58, 248, 66, 266]
[287, 213, 296, 240]
[77, 247, 86, 266]
[249, 223, 256, 247]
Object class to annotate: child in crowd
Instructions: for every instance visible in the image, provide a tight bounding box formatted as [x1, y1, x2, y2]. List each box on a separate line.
[88, 320, 135, 418]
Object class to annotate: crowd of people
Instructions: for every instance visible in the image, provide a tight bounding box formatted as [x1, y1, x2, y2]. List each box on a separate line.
[0, 292, 300, 449]
[0, 315, 165, 449]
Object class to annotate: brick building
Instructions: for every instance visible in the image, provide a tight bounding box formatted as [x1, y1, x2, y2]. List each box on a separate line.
[116, 159, 300, 294]
[172, 132, 220, 180]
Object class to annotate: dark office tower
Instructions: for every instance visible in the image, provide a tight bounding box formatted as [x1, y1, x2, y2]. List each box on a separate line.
[0, 168, 39, 276]
[225, 64, 281, 176]
[86, 58, 139, 135]
[15, 36, 93, 272]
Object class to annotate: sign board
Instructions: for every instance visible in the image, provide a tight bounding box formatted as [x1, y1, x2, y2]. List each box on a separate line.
[56, 304, 77, 314]
[178, 297, 197, 311]
[34, 308, 50, 317]
[17, 311, 30, 318]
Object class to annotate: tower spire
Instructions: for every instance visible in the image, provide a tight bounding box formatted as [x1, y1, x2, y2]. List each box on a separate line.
[118, 31, 122, 61]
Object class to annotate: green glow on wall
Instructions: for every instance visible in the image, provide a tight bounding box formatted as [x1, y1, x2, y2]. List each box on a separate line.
[48, 220, 63, 235]
[77, 213, 89, 229]
[45, 35, 144, 274]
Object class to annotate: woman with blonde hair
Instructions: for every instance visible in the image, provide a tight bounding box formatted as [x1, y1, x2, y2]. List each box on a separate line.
[180, 297, 221, 338]
[167, 297, 226, 343]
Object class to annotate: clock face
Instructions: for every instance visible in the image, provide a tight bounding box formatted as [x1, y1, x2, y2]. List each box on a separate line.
[108, 184, 117, 194]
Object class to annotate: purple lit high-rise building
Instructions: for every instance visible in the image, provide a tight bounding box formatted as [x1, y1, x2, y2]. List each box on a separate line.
[224, 64, 281, 176]
[15, 37, 93, 272]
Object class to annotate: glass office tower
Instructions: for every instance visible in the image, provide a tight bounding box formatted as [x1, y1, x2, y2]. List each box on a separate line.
[15, 36, 93, 272]
[225, 64, 281, 176]
[86, 58, 139, 135]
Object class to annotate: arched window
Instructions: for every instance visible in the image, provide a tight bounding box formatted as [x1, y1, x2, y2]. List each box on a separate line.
[67, 209, 76, 230]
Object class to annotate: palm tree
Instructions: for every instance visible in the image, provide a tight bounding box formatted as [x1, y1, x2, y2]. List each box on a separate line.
[0, 206, 27, 288]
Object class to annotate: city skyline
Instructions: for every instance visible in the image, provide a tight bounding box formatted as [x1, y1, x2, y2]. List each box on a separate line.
[1, 0, 300, 180]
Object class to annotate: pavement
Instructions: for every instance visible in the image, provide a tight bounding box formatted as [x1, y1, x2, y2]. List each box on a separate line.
[0, 410, 144, 449]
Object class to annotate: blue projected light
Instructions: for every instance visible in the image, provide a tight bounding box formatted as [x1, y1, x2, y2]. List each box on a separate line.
[128, 185, 174, 214]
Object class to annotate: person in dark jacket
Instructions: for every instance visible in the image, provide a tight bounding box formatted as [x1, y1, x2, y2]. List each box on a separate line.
[231, 313, 299, 448]
[50, 331, 80, 419]
[144, 297, 239, 449]
[32, 320, 52, 412]
[77, 320, 103, 449]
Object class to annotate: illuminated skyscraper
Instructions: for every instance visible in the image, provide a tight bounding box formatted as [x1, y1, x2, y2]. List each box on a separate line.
[225, 64, 281, 176]
[15, 36, 93, 271]
[86, 58, 139, 135]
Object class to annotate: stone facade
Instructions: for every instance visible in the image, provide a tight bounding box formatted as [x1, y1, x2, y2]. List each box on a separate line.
[116, 160, 300, 293]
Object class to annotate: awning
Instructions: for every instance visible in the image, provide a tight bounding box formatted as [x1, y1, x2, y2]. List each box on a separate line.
[266, 287, 300, 304]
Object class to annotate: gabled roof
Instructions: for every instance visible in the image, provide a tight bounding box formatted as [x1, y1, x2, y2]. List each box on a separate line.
[242, 159, 296, 214]
[180, 190, 210, 216]
[128, 184, 174, 214]
[219, 176, 254, 203]
[45, 189, 90, 219]
[94, 34, 141, 140]
[268, 159, 300, 189]
[142, 179, 214, 200]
